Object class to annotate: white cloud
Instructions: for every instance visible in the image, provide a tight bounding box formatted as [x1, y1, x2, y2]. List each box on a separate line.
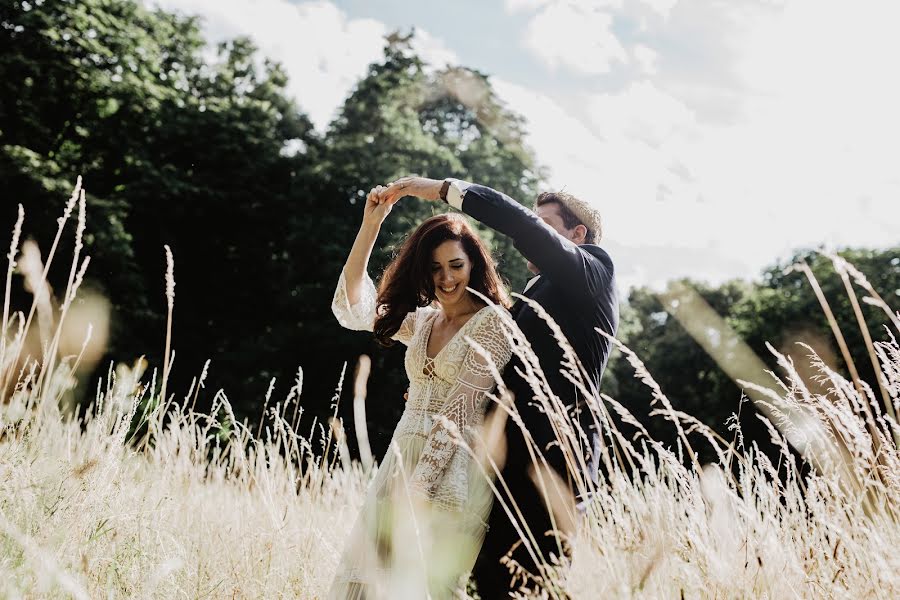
[519, 0, 627, 75]
[636, 0, 679, 19]
[148, 0, 457, 130]
[408, 29, 458, 71]
[633, 44, 658, 75]
[493, 79, 733, 290]
[683, 0, 900, 251]
[587, 80, 695, 146]
[504, 0, 553, 12]
[495, 80, 699, 242]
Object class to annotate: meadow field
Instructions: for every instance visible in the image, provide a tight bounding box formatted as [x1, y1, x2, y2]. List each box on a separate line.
[2, 187, 899, 599]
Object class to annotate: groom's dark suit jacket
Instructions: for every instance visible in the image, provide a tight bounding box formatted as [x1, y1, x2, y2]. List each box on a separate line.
[452, 182, 619, 486]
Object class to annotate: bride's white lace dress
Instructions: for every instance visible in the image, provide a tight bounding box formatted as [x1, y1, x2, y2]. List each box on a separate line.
[327, 270, 512, 599]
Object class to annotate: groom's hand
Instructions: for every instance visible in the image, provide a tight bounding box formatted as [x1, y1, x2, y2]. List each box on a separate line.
[378, 176, 443, 204]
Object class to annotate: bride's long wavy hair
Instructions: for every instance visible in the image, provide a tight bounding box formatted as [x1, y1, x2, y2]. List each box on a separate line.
[374, 213, 511, 346]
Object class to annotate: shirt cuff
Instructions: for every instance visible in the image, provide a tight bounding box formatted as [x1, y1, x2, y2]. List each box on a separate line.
[444, 179, 471, 211]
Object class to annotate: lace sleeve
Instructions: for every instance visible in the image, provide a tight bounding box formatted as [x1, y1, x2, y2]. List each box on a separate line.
[331, 269, 423, 345]
[408, 308, 513, 504]
[331, 269, 377, 332]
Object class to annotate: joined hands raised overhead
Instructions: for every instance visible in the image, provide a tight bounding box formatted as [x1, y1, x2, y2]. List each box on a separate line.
[370, 176, 444, 205]
[362, 184, 397, 224]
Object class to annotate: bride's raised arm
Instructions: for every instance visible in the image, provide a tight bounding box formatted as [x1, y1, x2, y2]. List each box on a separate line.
[331, 187, 427, 346]
[331, 186, 393, 331]
[342, 186, 393, 305]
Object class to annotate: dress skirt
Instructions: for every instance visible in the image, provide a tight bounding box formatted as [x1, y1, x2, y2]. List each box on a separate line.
[327, 433, 494, 600]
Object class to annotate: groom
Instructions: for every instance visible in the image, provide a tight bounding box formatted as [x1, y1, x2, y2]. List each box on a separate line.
[379, 176, 619, 596]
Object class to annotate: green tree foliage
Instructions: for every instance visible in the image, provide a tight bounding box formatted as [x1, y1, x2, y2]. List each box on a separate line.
[611, 247, 900, 463]
[1, 0, 317, 411]
[732, 249, 900, 386]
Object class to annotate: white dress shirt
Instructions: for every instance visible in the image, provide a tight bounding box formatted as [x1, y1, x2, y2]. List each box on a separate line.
[444, 178, 470, 210]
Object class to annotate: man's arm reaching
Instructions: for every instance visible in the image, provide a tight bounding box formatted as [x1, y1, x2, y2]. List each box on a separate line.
[380, 177, 612, 295]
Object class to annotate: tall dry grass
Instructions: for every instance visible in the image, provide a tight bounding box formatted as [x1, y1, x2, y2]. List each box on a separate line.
[0, 186, 366, 598]
[1, 183, 899, 598]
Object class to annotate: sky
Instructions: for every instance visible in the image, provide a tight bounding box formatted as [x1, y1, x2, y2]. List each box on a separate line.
[148, 0, 900, 291]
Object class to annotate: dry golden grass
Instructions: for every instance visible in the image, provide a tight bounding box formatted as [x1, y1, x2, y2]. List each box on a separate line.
[2, 184, 899, 598]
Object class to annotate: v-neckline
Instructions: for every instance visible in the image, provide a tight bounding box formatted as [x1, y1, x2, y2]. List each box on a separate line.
[423, 306, 488, 363]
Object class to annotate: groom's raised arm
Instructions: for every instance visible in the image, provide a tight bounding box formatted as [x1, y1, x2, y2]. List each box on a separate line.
[443, 180, 612, 295]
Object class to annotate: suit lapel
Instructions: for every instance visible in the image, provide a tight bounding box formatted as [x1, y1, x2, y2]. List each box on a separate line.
[511, 275, 543, 318]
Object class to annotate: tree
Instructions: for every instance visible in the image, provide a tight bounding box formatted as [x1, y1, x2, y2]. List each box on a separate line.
[1, 0, 318, 415]
[611, 246, 900, 465]
[731, 247, 900, 407]
[610, 280, 752, 463]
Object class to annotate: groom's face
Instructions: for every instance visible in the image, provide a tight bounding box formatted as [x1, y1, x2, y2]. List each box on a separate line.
[527, 203, 581, 274]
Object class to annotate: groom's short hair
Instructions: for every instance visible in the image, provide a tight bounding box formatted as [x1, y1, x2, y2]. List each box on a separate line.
[536, 191, 601, 244]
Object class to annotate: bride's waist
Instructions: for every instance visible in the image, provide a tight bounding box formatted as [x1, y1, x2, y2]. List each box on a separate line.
[406, 383, 450, 409]
[396, 405, 483, 434]
[405, 396, 447, 413]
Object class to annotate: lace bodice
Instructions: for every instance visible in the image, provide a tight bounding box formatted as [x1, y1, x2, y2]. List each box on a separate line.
[332, 270, 513, 510]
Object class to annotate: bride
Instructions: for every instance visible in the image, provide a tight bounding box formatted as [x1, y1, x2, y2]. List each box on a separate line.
[327, 185, 514, 599]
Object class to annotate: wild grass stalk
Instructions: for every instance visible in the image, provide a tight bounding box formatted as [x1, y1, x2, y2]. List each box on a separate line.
[3, 177, 81, 398]
[160, 244, 175, 408]
[0, 204, 24, 381]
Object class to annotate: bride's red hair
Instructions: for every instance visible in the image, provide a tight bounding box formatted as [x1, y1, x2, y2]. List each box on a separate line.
[373, 214, 511, 346]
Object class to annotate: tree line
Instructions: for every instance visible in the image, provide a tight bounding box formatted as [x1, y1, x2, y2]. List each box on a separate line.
[2, 0, 898, 462]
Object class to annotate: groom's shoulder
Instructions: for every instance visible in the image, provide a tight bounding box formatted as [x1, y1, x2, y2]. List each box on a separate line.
[580, 244, 615, 271]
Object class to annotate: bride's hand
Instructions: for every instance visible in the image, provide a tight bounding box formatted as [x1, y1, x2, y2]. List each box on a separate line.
[363, 185, 394, 224]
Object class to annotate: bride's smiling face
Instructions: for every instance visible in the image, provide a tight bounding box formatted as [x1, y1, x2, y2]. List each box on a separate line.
[431, 240, 472, 306]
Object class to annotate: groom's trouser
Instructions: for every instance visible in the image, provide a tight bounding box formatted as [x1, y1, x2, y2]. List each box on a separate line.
[471, 424, 577, 598]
